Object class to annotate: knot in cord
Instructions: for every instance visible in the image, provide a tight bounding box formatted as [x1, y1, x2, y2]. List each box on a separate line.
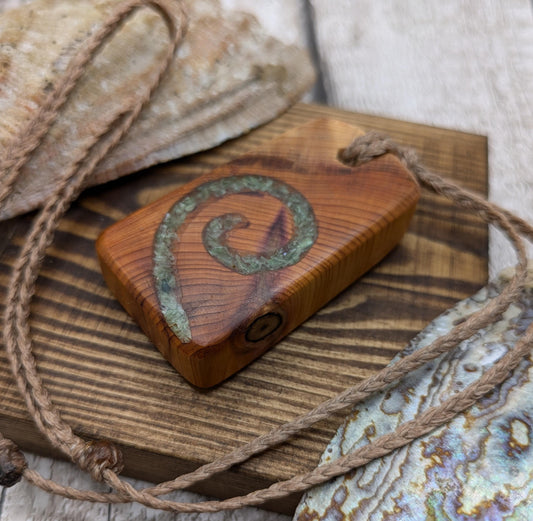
[338, 130, 422, 187]
[0, 437, 28, 487]
[73, 440, 124, 482]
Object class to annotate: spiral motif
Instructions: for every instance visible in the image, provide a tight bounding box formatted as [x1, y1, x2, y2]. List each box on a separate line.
[153, 174, 317, 343]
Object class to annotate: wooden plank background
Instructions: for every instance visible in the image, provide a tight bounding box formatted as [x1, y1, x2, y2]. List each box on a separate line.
[1, 1, 532, 520]
[0, 103, 488, 515]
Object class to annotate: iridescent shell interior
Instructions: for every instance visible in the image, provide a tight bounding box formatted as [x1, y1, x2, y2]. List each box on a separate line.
[295, 267, 533, 520]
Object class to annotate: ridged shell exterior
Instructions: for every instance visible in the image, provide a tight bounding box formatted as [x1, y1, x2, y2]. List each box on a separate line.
[0, 0, 314, 219]
[295, 268, 533, 520]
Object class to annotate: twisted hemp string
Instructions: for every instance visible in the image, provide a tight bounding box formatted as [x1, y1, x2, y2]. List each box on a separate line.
[2, 1, 533, 514]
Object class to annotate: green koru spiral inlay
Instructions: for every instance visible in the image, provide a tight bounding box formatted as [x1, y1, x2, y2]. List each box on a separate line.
[153, 175, 317, 343]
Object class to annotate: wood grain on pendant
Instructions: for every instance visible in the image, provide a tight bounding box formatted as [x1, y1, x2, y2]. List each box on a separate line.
[96, 119, 420, 387]
[0, 102, 489, 514]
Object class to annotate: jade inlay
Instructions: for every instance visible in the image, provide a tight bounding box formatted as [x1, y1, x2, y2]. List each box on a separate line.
[153, 174, 317, 343]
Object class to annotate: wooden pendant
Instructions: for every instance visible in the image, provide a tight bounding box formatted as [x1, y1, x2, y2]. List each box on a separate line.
[96, 119, 420, 387]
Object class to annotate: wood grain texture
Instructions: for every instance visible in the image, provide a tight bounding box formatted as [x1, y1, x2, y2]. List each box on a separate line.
[97, 119, 420, 387]
[0, 103, 487, 515]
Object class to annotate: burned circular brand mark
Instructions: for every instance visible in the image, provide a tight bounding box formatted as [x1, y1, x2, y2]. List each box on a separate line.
[153, 175, 317, 343]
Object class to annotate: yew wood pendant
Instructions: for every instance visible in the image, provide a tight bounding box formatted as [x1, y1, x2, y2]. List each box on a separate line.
[96, 119, 420, 387]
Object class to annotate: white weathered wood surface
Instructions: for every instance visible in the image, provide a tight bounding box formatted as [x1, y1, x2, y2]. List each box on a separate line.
[309, 0, 533, 277]
[1, 1, 532, 520]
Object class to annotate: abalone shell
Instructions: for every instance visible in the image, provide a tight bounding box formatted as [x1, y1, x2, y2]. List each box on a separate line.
[0, 0, 314, 219]
[295, 267, 533, 520]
